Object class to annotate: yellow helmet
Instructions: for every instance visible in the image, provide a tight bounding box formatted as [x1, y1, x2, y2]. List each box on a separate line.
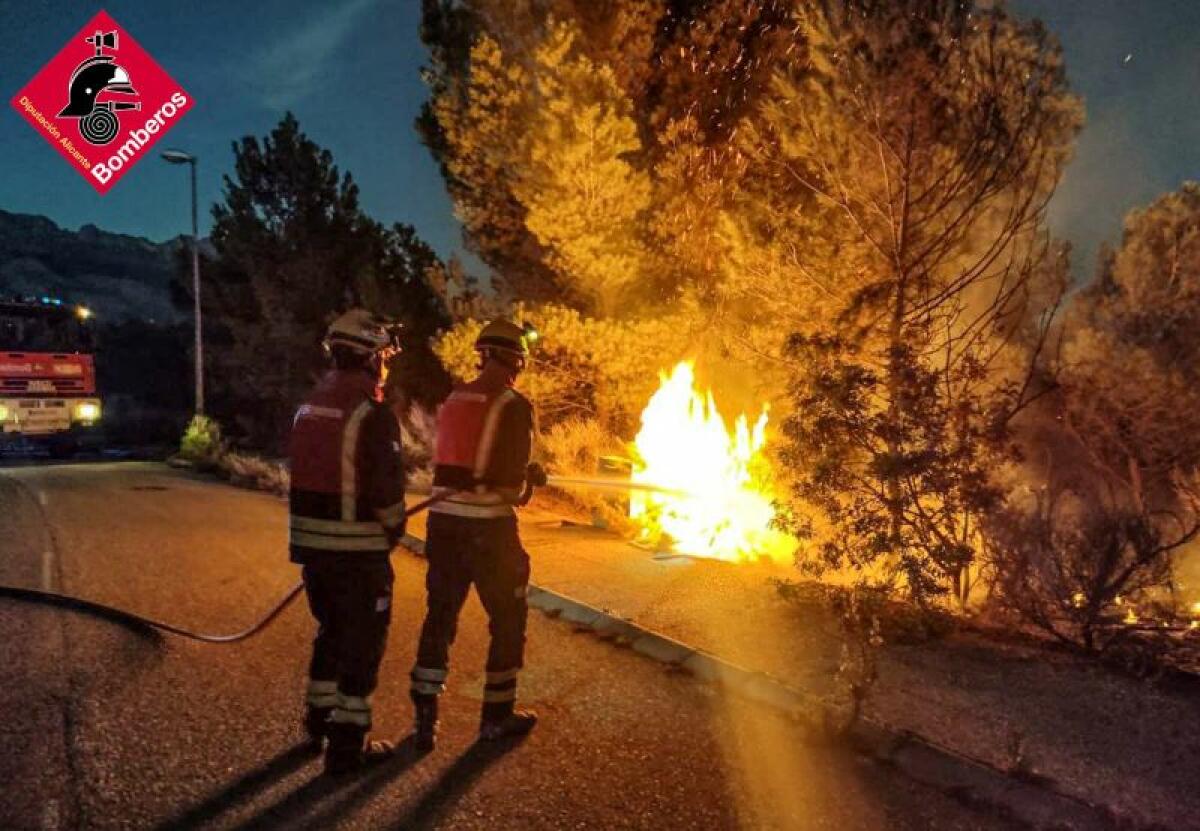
[474, 318, 537, 359]
[324, 308, 401, 356]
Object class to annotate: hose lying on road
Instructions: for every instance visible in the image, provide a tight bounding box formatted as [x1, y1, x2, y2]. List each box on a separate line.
[0, 491, 452, 644]
[0, 477, 684, 644]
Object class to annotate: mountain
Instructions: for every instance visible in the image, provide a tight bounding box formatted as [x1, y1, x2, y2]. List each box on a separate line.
[0, 209, 191, 323]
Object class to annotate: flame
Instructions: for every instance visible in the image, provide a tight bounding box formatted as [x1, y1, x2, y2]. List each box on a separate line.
[628, 362, 794, 563]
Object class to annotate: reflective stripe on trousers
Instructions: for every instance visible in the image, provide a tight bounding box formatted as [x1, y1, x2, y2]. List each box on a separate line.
[330, 692, 372, 727]
[289, 515, 390, 551]
[483, 667, 519, 703]
[306, 678, 339, 708]
[409, 665, 448, 698]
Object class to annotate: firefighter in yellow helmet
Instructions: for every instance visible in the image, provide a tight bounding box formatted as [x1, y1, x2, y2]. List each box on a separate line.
[409, 318, 547, 750]
[289, 309, 406, 775]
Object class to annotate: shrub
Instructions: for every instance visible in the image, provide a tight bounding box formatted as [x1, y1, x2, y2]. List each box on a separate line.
[399, 404, 437, 470]
[220, 452, 290, 496]
[539, 417, 627, 477]
[179, 414, 223, 466]
[530, 417, 635, 533]
[398, 404, 437, 493]
[774, 580, 888, 733]
[988, 479, 1200, 652]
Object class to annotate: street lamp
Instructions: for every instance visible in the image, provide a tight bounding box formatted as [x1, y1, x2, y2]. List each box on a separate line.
[161, 148, 204, 415]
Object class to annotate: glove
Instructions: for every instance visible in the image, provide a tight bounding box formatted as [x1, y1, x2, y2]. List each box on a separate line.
[526, 462, 548, 488]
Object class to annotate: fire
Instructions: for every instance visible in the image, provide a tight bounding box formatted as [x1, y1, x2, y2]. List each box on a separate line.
[628, 362, 794, 563]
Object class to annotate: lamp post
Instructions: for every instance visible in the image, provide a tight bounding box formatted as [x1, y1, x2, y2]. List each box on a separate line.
[161, 148, 204, 415]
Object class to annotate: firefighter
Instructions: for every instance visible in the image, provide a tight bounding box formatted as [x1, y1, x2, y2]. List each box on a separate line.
[409, 318, 548, 750]
[289, 309, 407, 775]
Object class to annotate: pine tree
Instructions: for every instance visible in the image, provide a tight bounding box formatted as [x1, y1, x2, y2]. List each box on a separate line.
[416, 0, 788, 307]
[988, 185, 1200, 645]
[512, 21, 652, 316]
[203, 114, 448, 448]
[751, 1, 1083, 600]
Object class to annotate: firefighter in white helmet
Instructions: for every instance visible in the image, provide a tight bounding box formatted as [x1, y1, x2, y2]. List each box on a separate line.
[409, 318, 547, 750]
[289, 308, 406, 775]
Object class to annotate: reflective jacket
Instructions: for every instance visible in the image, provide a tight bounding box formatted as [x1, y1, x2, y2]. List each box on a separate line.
[430, 379, 533, 519]
[288, 369, 406, 563]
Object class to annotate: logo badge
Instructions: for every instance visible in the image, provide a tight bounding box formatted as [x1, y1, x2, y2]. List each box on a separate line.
[11, 10, 193, 194]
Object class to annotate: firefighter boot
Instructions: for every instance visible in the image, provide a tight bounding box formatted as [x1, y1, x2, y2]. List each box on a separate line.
[413, 697, 439, 752]
[303, 705, 332, 751]
[324, 722, 395, 776]
[479, 702, 538, 742]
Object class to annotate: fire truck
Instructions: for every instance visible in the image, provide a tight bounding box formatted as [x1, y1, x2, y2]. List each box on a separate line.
[0, 296, 102, 456]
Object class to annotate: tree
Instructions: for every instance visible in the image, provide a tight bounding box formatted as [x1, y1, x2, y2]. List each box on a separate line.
[416, 0, 798, 308]
[754, 1, 1082, 601]
[354, 222, 455, 408]
[512, 22, 652, 316]
[201, 113, 449, 448]
[1052, 183, 1200, 514]
[419, 2, 1091, 603]
[434, 301, 697, 436]
[990, 183, 1200, 639]
[1087, 183, 1200, 380]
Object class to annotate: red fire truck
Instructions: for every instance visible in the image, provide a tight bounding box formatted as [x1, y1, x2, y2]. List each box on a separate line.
[0, 296, 102, 455]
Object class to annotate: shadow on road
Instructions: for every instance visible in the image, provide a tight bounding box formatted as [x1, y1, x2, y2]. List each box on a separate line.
[229, 736, 433, 830]
[153, 742, 320, 830]
[385, 735, 527, 830]
[286, 734, 527, 831]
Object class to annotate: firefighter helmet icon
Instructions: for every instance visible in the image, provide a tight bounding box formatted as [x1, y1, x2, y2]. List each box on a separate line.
[57, 30, 141, 146]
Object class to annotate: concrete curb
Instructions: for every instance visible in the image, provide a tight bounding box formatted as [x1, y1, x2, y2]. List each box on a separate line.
[399, 532, 1125, 830]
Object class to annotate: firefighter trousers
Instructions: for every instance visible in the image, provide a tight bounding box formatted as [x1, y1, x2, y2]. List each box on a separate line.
[411, 513, 530, 719]
[303, 557, 393, 729]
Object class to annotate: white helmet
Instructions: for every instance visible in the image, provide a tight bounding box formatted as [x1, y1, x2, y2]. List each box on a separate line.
[323, 308, 401, 356]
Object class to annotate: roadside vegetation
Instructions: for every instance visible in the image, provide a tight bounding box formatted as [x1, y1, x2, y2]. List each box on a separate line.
[416, 0, 1200, 662]
[179, 2, 1200, 680]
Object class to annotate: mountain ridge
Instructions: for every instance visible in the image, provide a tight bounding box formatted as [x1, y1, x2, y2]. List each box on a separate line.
[0, 208, 190, 323]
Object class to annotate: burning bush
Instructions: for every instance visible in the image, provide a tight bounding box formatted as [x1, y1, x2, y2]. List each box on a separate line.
[988, 479, 1200, 652]
[629, 362, 794, 563]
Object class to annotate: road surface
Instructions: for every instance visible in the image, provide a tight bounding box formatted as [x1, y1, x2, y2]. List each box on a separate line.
[0, 461, 1019, 830]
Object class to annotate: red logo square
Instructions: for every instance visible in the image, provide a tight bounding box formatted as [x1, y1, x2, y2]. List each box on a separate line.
[11, 10, 194, 194]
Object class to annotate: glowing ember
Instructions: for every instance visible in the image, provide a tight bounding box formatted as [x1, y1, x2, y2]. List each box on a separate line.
[628, 362, 794, 563]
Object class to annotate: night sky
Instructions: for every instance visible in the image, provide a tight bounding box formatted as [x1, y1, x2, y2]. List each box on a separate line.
[1, 1, 1197, 282]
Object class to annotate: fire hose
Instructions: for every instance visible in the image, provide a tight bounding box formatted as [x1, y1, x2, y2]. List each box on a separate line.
[0, 475, 685, 644]
[0, 491, 453, 644]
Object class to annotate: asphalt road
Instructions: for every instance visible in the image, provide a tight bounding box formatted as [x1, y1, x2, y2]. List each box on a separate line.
[0, 461, 1020, 830]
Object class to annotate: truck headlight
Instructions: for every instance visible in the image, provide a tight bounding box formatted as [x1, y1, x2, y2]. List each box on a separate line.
[0, 405, 8, 422]
[74, 402, 100, 423]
